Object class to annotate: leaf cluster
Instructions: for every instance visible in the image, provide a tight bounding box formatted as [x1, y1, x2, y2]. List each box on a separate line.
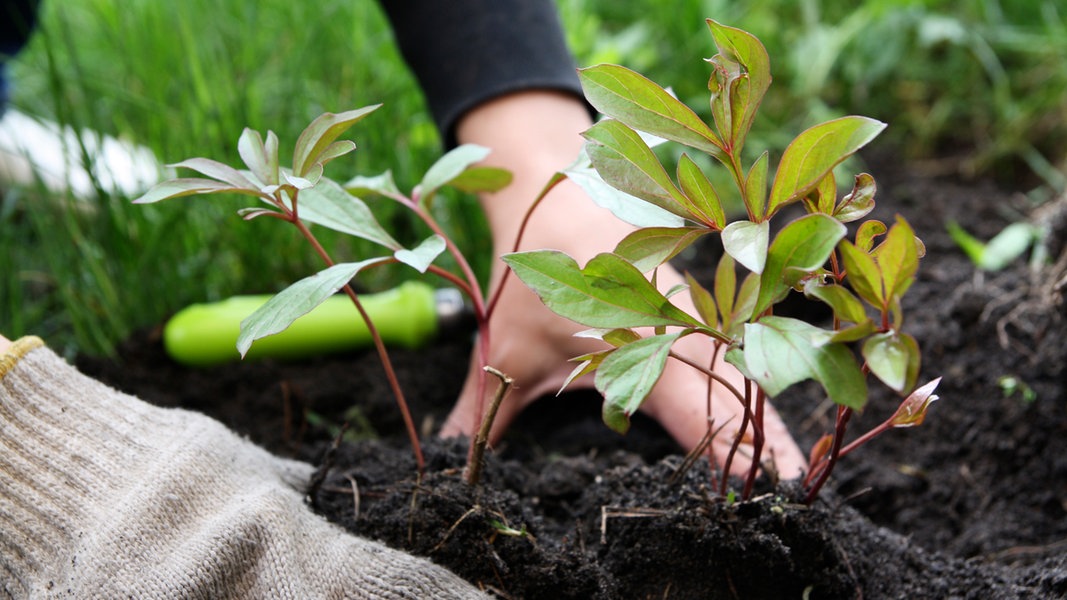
[504, 20, 940, 501]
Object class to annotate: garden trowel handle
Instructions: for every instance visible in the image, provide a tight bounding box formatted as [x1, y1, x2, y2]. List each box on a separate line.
[163, 281, 471, 367]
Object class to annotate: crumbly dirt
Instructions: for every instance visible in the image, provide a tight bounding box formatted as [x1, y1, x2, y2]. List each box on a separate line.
[78, 151, 1067, 599]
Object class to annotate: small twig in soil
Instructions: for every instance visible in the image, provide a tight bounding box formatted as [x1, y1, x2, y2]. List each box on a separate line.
[343, 473, 361, 521]
[981, 537, 1067, 562]
[599, 506, 670, 545]
[408, 472, 422, 545]
[306, 422, 348, 509]
[669, 418, 727, 485]
[465, 366, 513, 486]
[432, 505, 480, 554]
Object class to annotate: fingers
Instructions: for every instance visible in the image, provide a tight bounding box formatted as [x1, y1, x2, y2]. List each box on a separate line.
[0, 334, 11, 355]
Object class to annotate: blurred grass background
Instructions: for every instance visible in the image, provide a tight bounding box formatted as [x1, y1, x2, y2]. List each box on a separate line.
[2, 0, 1065, 357]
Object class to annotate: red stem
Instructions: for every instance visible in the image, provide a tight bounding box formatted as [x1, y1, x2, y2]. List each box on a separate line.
[289, 213, 425, 473]
[804, 405, 853, 504]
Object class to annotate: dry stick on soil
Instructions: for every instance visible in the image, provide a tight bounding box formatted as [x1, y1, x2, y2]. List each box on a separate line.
[306, 422, 349, 509]
[599, 506, 670, 545]
[343, 473, 361, 521]
[465, 366, 513, 486]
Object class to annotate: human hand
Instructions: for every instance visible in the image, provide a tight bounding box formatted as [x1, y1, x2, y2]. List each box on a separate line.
[438, 91, 806, 478]
[0, 334, 10, 355]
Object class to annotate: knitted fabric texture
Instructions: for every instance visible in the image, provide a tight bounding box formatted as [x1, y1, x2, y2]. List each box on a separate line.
[0, 338, 485, 599]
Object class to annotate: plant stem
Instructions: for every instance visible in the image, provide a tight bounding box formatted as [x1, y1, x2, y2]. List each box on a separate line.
[741, 389, 766, 499]
[290, 216, 425, 473]
[465, 366, 513, 486]
[804, 405, 853, 504]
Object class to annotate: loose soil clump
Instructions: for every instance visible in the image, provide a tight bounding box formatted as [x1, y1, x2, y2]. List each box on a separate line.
[79, 153, 1067, 598]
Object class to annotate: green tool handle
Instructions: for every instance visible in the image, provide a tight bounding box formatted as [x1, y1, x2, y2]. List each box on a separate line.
[164, 281, 439, 367]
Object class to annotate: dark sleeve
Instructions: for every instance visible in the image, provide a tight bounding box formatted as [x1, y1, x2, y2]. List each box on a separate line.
[376, 0, 591, 148]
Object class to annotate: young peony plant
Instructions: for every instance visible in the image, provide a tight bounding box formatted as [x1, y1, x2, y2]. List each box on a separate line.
[502, 20, 940, 503]
[134, 107, 514, 479]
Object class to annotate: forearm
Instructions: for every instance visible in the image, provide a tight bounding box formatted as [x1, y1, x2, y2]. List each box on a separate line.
[376, 0, 589, 148]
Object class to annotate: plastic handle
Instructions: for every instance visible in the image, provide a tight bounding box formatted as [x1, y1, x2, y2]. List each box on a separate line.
[164, 280, 438, 367]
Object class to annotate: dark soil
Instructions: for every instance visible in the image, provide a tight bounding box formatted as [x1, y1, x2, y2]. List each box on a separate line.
[78, 152, 1067, 599]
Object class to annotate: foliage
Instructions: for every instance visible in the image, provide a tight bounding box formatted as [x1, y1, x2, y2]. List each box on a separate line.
[135, 107, 511, 476]
[947, 220, 1039, 272]
[505, 20, 940, 502]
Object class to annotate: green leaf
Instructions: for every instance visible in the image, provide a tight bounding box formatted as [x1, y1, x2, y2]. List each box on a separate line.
[677, 154, 725, 229]
[133, 178, 267, 204]
[297, 177, 400, 250]
[744, 151, 770, 221]
[446, 166, 513, 194]
[706, 20, 772, 151]
[613, 227, 708, 273]
[754, 214, 847, 316]
[686, 272, 719, 329]
[721, 220, 769, 274]
[577, 64, 724, 156]
[417, 144, 491, 205]
[564, 162, 683, 228]
[394, 234, 445, 273]
[947, 220, 1037, 271]
[733, 272, 760, 327]
[317, 140, 357, 167]
[766, 116, 886, 217]
[803, 280, 868, 324]
[237, 259, 386, 357]
[862, 330, 920, 393]
[502, 251, 702, 329]
[714, 253, 736, 328]
[584, 120, 691, 219]
[344, 170, 401, 198]
[559, 350, 610, 394]
[855, 220, 886, 252]
[834, 173, 877, 222]
[874, 217, 919, 301]
[727, 316, 867, 410]
[838, 240, 884, 307]
[809, 171, 837, 215]
[598, 332, 683, 434]
[292, 106, 381, 177]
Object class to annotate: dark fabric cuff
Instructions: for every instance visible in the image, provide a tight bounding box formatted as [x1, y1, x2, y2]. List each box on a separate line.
[377, 0, 591, 148]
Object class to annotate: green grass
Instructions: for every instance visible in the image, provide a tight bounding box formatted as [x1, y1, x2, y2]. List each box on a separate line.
[3, 0, 1065, 357]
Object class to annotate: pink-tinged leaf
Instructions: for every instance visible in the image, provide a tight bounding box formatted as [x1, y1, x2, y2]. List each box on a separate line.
[890, 377, 941, 428]
[855, 220, 887, 253]
[613, 226, 709, 273]
[838, 239, 884, 308]
[767, 116, 886, 217]
[808, 171, 837, 215]
[394, 234, 445, 273]
[677, 154, 725, 229]
[292, 106, 381, 177]
[706, 20, 771, 152]
[133, 178, 267, 204]
[808, 434, 834, 471]
[578, 64, 724, 156]
[584, 120, 691, 219]
[874, 217, 920, 302]
[835, 173, 877, 222]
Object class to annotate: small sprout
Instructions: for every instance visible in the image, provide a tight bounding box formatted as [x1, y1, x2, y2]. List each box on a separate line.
[489, 519, 530, 539]
[890, 377, 941, 428]
[998, 375, 1037, 404]
[947, 220, 1038, 272]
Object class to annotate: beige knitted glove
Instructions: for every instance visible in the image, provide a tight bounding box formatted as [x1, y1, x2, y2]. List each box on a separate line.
[0, 337, 486, 599]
